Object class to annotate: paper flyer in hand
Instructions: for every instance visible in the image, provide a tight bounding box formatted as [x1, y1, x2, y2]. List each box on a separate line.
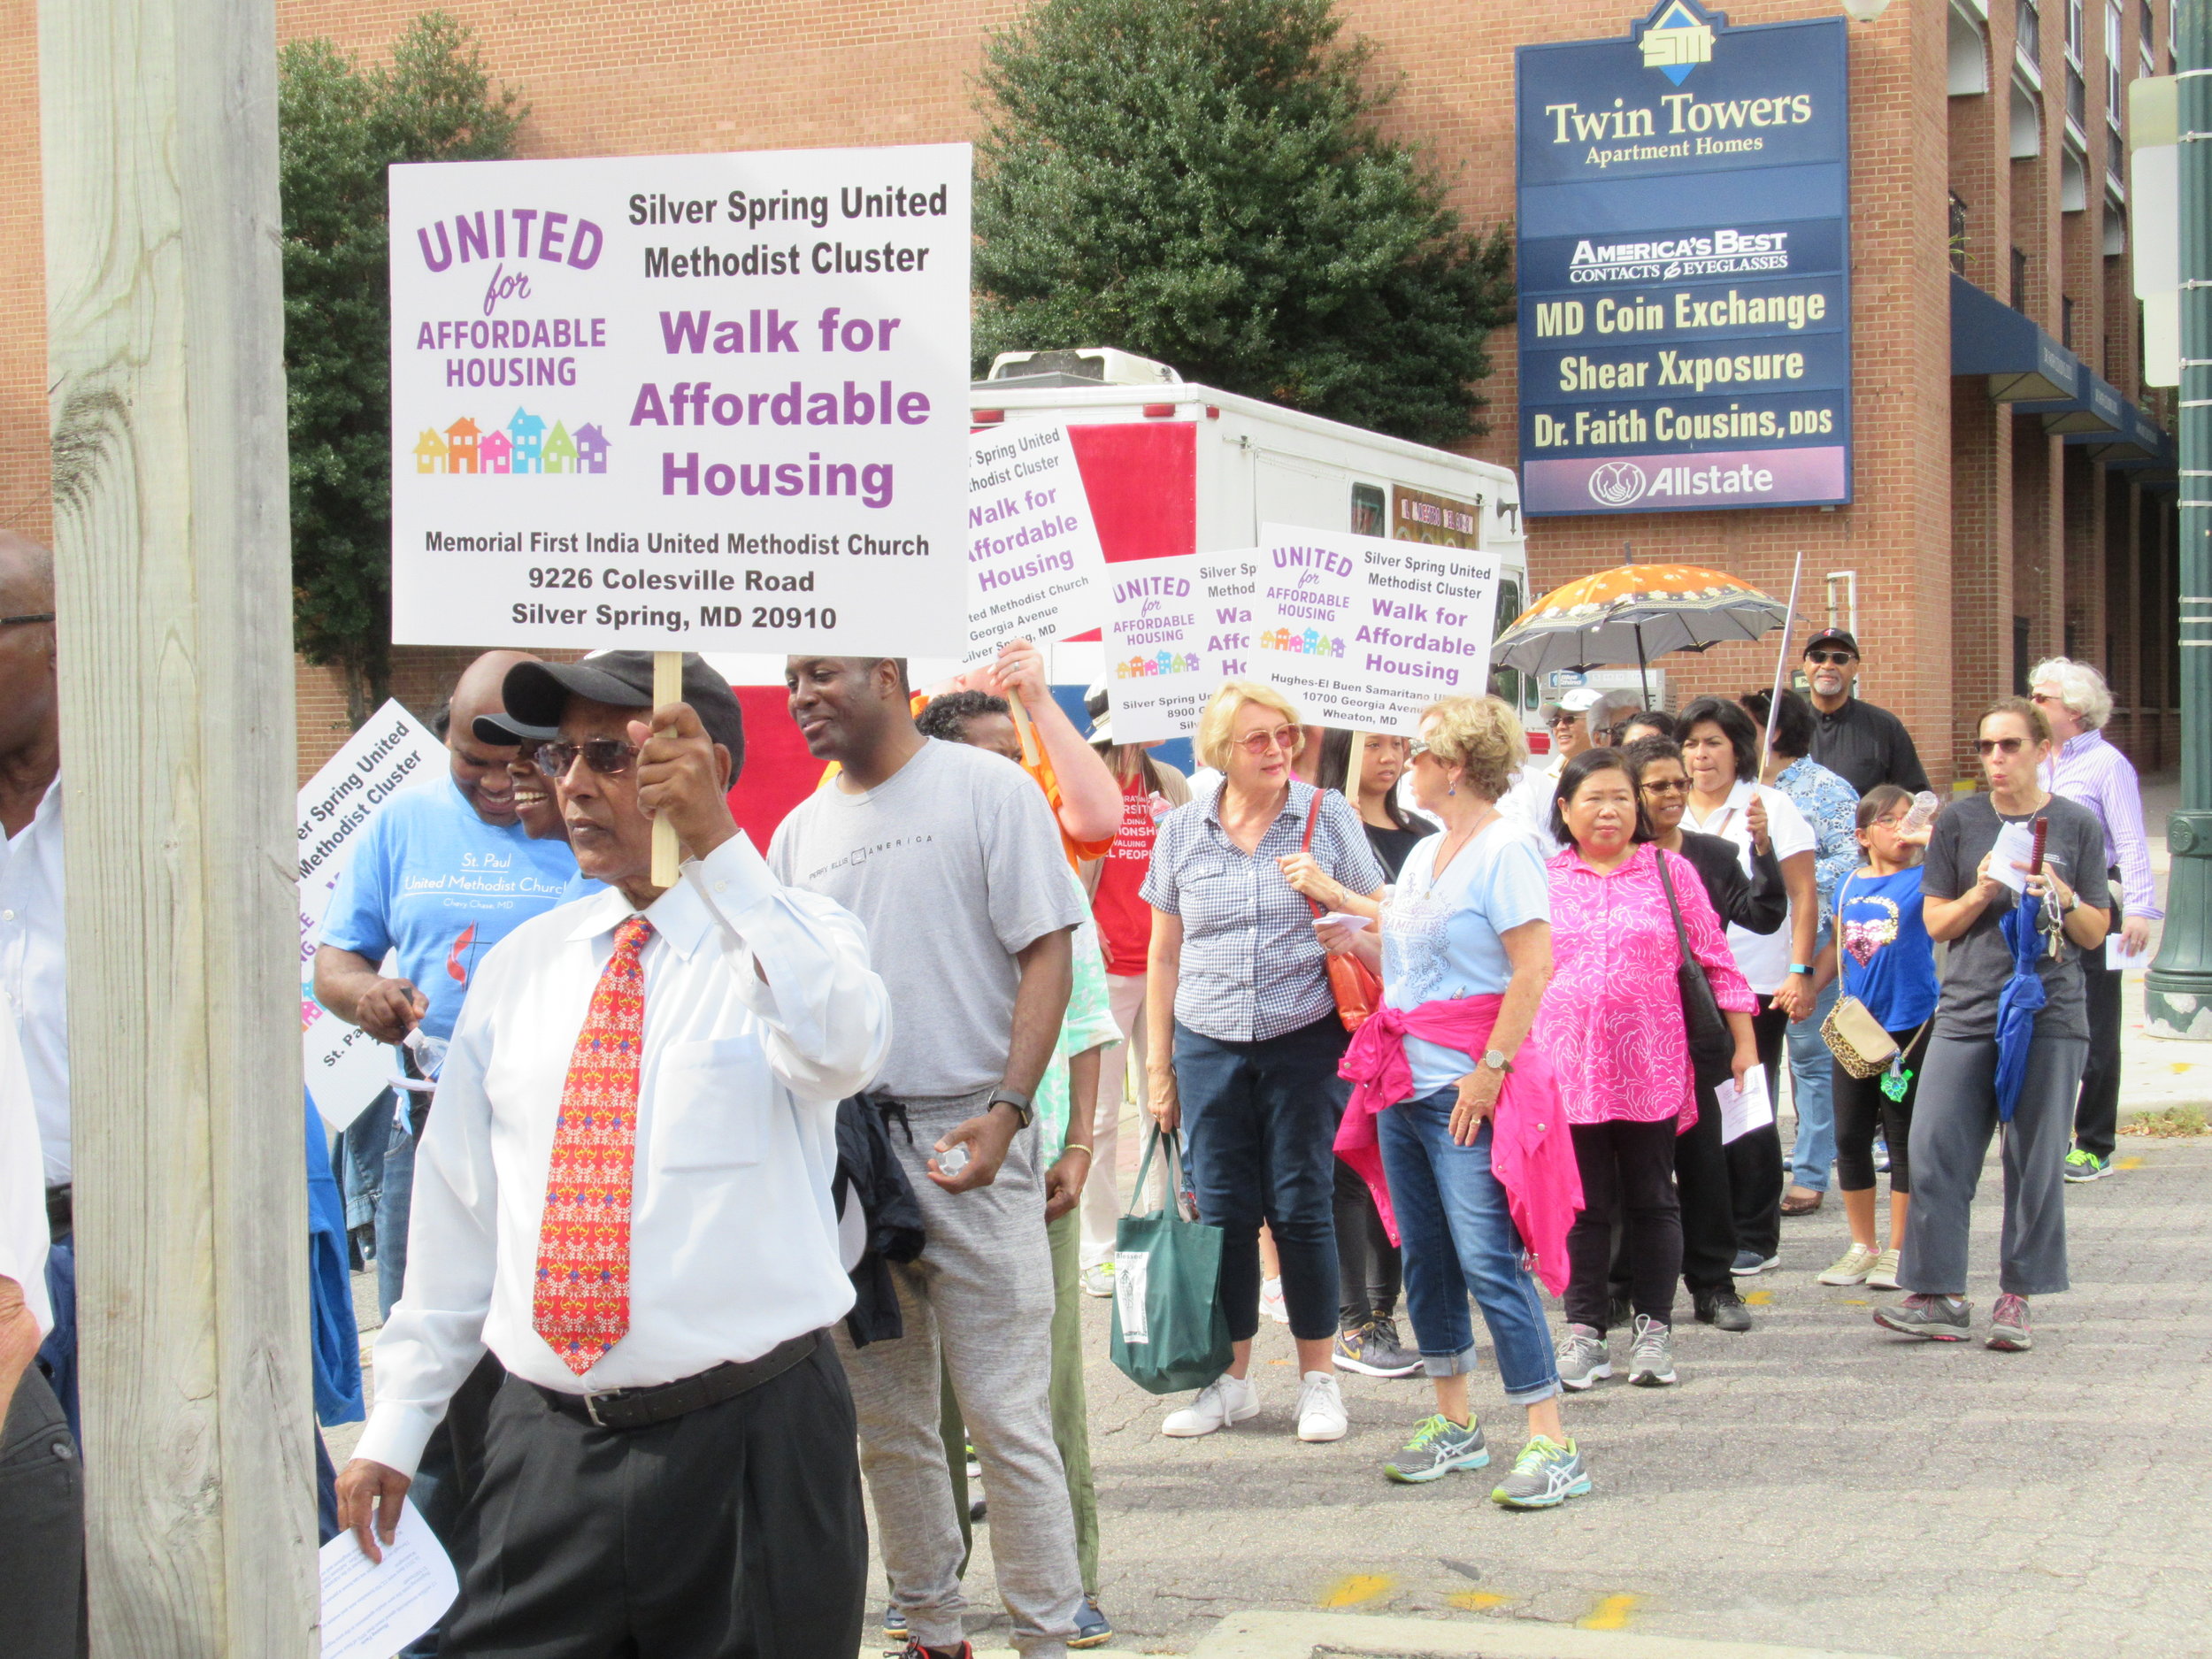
[319, 1499, 458, 1659]
[1715, 1064, 1774, 1146]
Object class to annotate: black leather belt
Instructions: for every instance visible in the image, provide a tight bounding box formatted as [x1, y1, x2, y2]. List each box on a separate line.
[45, 1183, 71, 1242]
[534, 1329, 822, 1431]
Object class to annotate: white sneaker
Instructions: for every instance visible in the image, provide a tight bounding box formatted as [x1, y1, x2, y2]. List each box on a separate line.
[1865, 1248, 1902, 1292]
[1259, 1277, 1290, 1324]
[1079, 1261, 1116, 1299]
[1818, 1243, 1881, 1286]
[1296, 1371, 1348, 1442]
[1162, 1372, 1259, 1438]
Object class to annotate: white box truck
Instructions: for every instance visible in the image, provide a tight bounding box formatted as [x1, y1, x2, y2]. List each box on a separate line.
[968, 348, 1538, 726]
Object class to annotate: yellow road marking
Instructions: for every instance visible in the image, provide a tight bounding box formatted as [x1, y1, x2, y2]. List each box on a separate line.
[2116, 1156, 2145, 1170]
[1448, 1591, 1511, 1610]
[1578, 1594, 1638, 1630]
[1319, 1573, 1394, 1609]
[1742, 1290, 1774, 1305]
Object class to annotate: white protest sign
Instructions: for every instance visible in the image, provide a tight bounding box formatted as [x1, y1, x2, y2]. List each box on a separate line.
[388, 145, 971, 657]
[299, 702, 444, 1130]
[1102, 554, 1203, 741]
[1252, 524, 1499, 734]
[965, 424, 1108, 664]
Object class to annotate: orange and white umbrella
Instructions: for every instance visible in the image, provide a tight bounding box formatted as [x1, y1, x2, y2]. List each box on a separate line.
[1491, 562, 1793, 694]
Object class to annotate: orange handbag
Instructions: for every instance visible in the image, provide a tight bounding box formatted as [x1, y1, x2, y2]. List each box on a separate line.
[1302, 793, 1382, 1033]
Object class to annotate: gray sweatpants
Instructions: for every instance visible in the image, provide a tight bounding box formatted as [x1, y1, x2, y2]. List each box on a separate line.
[834, 1088, 1081, 1658]
[1902, 1031, 2085, 1299]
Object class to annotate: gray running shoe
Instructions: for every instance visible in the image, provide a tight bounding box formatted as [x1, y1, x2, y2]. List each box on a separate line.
[1381, 1413, 1490, 1484]
[1873, 1293, 1971, 1341]
[1986, 1293, 2032, 1351]
[1491, 1435, 1593, 1510]
[1555, 1325, 1612, 1391]
[1626, 1314, 1677, 1386]
[1333, 1316, 1421, 1379]
[1732, 1248, 1781, 1276]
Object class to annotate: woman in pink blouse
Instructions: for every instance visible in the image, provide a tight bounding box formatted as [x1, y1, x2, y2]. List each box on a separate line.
[1538, 750, 1758, 1394]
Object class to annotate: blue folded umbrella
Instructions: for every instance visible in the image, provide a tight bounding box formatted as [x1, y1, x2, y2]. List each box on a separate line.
[1993, 899, 2049, 1124]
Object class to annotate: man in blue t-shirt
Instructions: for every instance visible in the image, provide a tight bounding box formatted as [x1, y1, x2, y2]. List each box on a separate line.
[313, 650, 579, 1310]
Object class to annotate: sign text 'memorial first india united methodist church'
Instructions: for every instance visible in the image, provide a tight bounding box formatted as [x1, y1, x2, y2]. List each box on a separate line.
[1516, 0, 1850, 517]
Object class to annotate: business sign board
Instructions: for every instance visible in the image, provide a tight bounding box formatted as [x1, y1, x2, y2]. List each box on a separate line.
[1516, 0, 1850, 516]
[388, 145, 972, 657]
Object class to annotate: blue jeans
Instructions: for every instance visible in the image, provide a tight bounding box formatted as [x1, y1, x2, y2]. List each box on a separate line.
[1376, 1089, 1561, 1405]
[1786, 938, 1841, 1192]
[376, 1100, 422, 1321]
[1173, 1014, 1348, 1344]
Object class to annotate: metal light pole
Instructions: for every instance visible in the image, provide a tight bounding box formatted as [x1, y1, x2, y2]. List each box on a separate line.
[2147, 1, 2212, 1038]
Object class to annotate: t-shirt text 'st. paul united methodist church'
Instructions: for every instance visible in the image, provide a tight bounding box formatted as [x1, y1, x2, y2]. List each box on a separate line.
[1515, 0, 1851, 518]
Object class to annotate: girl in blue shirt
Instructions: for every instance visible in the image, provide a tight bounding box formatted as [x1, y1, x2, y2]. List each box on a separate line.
[1811, 785, 1939, 1291]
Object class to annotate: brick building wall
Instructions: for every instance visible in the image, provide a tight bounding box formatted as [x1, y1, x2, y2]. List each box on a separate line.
[0, 0, 2177, 787]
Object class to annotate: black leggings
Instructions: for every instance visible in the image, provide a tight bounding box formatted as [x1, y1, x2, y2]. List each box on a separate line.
[1725, 1002, 1790, 1260]
[1832, 1025, 1928, 1194]
[1332, 1156, 1402, 1326]
[1566, 1118, 1682, 1331]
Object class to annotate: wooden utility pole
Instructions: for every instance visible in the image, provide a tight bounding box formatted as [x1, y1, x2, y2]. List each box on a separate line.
[41, 0, 318, 1653]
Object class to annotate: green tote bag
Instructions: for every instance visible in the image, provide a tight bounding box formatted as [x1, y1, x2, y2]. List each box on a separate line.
[1109, 1126, 1233, 1394]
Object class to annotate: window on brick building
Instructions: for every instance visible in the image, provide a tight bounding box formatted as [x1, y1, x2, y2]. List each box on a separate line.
[2012, 245, 2030, 310]
[1950, 194, 1970, 274]
[2108, 2, 2124, 119]
[2020, 0, 2042, 60]
[2014, 617, 2032, 695]
[2066, 0, 2084, 63]
[2062, 293, 2077, 347]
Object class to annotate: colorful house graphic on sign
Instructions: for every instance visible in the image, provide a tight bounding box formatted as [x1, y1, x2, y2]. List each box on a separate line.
[541, 421, 577, 475]
[573, 423, 610, 473]
[480, 428, 512, 474]
[444, 417, 480, 474]
[507, 408, 547, 474]
[414, 428, 448, 473]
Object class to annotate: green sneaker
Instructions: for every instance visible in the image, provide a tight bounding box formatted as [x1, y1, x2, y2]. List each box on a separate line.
[2064, 1148, 2112, 1183]
[1381, 1413, 1489, 1484]
[1490, 1435, 1592, 1510]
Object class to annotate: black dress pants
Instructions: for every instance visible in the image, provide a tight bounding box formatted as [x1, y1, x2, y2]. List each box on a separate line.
[2073, 963, 2124, 1159]
[443, 1335, 865, 1659]
[1607, 1064, 1735, 1298]
[1726, 1002, 1790, 1262]
[0, 1367, 84, 1659]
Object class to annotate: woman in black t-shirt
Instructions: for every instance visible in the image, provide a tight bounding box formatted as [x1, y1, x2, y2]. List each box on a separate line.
[1316, 728, 1440, 880]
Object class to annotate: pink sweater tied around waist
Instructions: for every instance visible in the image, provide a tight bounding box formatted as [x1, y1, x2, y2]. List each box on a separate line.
[1334, 993, 1582, 1297]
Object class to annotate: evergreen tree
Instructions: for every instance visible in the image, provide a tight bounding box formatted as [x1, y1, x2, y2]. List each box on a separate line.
[280, 13, 525, 723]
[973, 0, 1512, 445]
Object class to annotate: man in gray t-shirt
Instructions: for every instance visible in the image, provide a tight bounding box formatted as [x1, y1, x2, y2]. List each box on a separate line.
[771, 655, 1084, 1659]
[1881, 700, 2112, 1356]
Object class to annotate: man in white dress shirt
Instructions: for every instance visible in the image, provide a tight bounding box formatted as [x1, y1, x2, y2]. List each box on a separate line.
[338, 653, 890, 1659]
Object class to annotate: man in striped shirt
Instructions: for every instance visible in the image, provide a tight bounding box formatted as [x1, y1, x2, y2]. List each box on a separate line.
[2032, 659, 2159, 1182]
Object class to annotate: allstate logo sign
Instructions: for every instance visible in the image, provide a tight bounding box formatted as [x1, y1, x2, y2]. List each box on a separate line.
[1587, 462, 1647, 507]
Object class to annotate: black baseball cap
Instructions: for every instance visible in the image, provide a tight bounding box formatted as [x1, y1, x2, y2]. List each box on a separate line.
[470, 709, 560, 748]
[502, 651, 745, 780]
[1802, 627, 1859, 659]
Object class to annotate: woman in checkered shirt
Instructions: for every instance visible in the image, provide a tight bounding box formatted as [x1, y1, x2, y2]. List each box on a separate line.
[1140, 681, 1386, 1447]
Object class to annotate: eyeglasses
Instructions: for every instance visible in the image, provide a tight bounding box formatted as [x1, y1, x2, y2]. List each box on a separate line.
[1547, 713, 1580, 729]
[1806, 650, 1856, 666]
[1870, 812, 1910, 831]
[1640, 778, 1691, 795]
[1233, 725, 1300, 756]
[0, 612, 54, 626]
[1407, 740, 1432, 760]
[2029, 691, 2062, 706]
[535, 738, 641, 777]
[1975, 736, 2028, 757]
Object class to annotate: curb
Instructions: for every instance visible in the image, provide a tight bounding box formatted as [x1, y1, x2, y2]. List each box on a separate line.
[1187, 1609, 1898, 1659]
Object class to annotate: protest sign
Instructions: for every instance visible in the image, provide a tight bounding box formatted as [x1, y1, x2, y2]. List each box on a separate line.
[965, 423, 1108, 664]
[1104, 551, 1261, 741]
[298, 702, 444, 1130]
[388, 144, 971, 658]
[1252, 524, 1500, 734]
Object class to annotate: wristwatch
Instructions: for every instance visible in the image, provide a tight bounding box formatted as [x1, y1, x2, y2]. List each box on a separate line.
[1481, 1048, 1513, 1073]
[988, 1087, 1034, 1128]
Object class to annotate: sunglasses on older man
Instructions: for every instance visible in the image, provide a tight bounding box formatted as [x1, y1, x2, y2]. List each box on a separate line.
[1806, 649, 1856, 666]
[535, 738, 641, 777]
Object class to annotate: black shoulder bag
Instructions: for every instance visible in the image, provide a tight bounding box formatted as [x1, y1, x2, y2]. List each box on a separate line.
[1654, 846, 1736, 1071]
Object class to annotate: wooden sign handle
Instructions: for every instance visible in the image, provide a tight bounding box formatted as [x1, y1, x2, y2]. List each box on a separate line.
[1342, 730, 1365, 802]
[651, 650, 683, 886]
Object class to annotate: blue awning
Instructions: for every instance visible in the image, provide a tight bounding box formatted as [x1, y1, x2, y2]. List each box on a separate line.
[1951, 274, 2080, 402]
[2019, 365, 2125, 434]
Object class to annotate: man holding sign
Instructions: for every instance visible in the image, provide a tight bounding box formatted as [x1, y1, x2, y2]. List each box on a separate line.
[340, 654, 889, 1657]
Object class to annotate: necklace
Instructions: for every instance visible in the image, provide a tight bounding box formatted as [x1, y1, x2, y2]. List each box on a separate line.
[1432, 807, 1498, 876]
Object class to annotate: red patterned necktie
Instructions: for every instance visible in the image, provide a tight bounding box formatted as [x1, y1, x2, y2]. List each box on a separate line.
[534, 914, 654, 1375]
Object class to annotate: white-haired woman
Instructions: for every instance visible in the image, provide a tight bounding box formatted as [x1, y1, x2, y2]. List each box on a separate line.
[2030, 657, 2156, 1183]
[1142, 681, 1386, 1443]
